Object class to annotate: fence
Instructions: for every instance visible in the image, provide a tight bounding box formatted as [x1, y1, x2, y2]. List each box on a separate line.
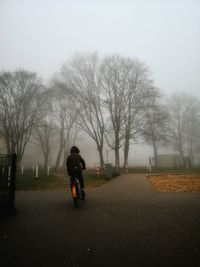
[0, 153, 17, 211]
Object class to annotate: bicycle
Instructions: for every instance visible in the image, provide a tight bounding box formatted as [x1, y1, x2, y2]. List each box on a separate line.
[70, 175, 85, 208]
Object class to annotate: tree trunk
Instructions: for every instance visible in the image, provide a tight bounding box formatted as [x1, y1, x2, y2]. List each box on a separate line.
[178, 141, 184, 167]
[55, 147, 63, 171]
[44, 152, 49, 172]
[115, 149, 120, 170]
[123, 139, 129, 172]
[153, 139, 158, 168]
[62, 150, 68, 169]
[115, 131, 120, 170]
[55, 120, 64, 170]
[189, 139, 194, 167]
[97, 144, 104, 169]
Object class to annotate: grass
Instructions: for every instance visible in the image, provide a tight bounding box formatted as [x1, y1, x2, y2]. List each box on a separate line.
[16, 168, 109, 191]
[16, 166, 200, 191]
[83, 169, 108, 189]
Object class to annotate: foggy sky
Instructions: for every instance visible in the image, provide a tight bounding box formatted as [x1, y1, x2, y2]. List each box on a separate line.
[0, 0, 200, 98]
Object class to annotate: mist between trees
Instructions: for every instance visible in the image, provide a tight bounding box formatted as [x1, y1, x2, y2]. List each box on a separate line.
[1, 53, 200, 171]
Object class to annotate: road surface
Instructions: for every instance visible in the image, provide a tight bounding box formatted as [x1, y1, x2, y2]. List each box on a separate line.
[1, 174, 200, 266]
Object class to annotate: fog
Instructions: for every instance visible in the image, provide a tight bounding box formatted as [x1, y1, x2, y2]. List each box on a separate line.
[0, 0, 200, 167]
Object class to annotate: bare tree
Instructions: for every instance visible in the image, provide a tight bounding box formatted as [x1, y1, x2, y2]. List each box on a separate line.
[165, 93, 200, 166]
[58, 53, 105, 168]
[100, 55, 128, 170]
[0, 70, 45, 163]
[142, 102, 169, 168]
[122, 60, 159, 170]
[101, 55, 158, 170]
[32, 115, 55, 170]
[62, 124, 80, 168]
[52, 89, 78, 171]
[29, 91, 56, 169]
[181, 96, 200, 166]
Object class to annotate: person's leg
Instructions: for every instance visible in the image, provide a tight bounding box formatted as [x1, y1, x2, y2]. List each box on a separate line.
[78, 172, 85, 199]
[78, 172, 84, 189]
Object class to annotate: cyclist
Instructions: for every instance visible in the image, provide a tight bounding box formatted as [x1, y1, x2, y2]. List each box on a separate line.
[66, 146, 86, 198]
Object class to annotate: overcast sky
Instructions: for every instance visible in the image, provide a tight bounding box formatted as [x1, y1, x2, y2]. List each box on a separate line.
[0, 0, 200, 98]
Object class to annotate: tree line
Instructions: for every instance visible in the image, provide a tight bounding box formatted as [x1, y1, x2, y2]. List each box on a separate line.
[0, 53, 200, 170]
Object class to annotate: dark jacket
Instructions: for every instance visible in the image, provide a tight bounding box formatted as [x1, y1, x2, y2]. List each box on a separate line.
[66, 152, 86, 176]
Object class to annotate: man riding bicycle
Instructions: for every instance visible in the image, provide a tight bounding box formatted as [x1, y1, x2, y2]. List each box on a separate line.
[66, 146, 86, 197]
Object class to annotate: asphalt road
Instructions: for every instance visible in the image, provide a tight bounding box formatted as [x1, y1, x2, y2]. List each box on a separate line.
[1, 174, 200, 267]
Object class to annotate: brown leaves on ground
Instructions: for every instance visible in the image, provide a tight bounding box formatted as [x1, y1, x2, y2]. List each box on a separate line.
[148, 174, 200, 192]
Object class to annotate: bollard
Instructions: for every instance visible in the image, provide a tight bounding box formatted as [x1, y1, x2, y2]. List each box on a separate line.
[96, 166, 100, 177]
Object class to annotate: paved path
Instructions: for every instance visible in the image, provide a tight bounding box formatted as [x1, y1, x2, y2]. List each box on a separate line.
[1, 174, 200, 267]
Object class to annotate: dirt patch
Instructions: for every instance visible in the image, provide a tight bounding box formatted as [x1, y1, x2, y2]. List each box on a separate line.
[148, 174, 200, 192]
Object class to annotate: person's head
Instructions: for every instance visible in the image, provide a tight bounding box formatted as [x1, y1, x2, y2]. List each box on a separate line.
[70, 146, 80, 154]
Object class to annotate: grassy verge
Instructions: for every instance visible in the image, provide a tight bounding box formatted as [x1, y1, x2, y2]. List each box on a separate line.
[16, 168, 108, 191]
[83, 169, 108, 189]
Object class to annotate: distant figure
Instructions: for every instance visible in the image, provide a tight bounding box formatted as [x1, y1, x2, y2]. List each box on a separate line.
[66, 146, 86, 195]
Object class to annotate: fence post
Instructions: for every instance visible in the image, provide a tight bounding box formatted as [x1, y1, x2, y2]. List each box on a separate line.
[35, 165, 39, 179]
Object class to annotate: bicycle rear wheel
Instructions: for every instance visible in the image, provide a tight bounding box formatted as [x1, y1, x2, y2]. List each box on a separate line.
[72, 183, 81, 208]
[73, 196, 80, 208]
[81, 189, 85, 200]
